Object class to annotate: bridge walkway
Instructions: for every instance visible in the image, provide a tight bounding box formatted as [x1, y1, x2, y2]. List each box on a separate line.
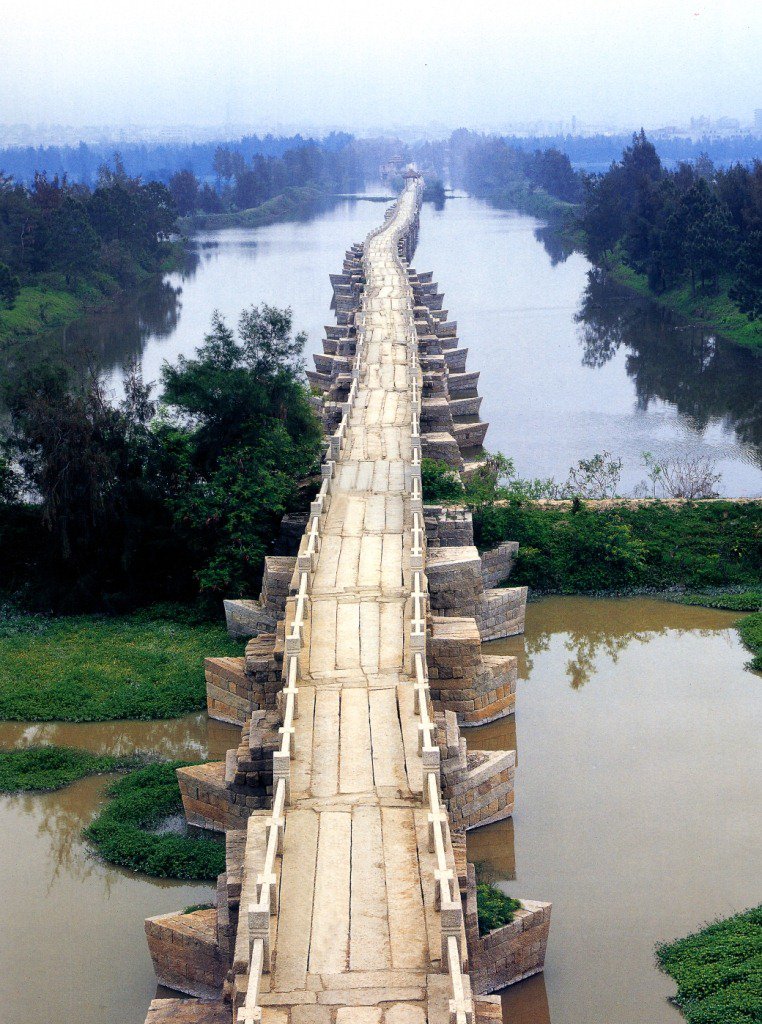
[237, 181, 468, 1023]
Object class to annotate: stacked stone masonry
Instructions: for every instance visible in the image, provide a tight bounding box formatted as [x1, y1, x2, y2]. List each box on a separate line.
[140, 177, 550, 1024]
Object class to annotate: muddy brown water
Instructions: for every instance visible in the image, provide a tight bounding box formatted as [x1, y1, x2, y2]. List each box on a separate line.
[0, 713, 239, 1024]
[0, 600, 759, 1024]
[467, 597, 762, 1024]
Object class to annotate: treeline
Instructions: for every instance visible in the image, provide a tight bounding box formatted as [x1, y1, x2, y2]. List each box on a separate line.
[580, 131, 762, 319]
[454, 130, 762, 173]
[166, 138, 363, 216]
[0, 131, 357, 187]
[460, 137, 582, 204]
[0, 159, 177, 308]
[0, 306, 322, 613]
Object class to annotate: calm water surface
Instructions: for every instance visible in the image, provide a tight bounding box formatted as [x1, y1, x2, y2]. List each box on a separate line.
[467, 597, 762, 1024]
[47, 194, 762, 494]
[415, 197, 762, 495]
[0, 713, 239, 1024]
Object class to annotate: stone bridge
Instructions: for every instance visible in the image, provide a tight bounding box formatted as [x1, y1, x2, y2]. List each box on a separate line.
[143, 177, 550, 1024]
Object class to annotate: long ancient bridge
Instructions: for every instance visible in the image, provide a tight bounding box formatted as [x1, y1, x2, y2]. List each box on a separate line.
[143, 176, 550, 1024]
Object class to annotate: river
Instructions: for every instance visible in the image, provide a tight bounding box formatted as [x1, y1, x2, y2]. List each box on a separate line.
[471, 597, 762, 1024]
[46, 192, 762, 496]
[4, 195, 761, 1022]
[0, 601, 758, 1024]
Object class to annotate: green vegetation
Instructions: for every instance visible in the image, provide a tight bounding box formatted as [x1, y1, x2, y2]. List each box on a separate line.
[738, 613, 762, 671]
[1, 304, 322, 613]
[0, 746, 145, 792]
[476, 881, 522, 936]
[579, 132, 762, 349]
[675, 592, 762, 612]
[0, 160, 177, 340]
[656, 905, 762, 1024]
[608, 254, 762, 351]
[0, 611, 240, 721]
[183, 903, 214, 914]
[477, 502, 762, 595]
[422, 458, 762, 596]
[84, 761, 226, 880]
[178, 186, 330, 231]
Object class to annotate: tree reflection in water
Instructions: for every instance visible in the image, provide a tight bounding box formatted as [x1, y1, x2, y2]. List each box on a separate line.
[575, 268, 762, 461]
[41, 247, 201, 384]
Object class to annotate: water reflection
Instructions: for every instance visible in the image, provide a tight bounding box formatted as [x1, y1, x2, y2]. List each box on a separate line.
[468, 597, 762, 1024]
[414, 199, 762, 494]
[0, 712, 237, 760]
[0, 713, 239, 1024]
[491, 596, 751, 688]
[576, 268, 762, 460]
[44, 271, 188, 380]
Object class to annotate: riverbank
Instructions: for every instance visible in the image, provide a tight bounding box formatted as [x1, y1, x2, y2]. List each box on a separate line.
[0, 242, 186, 344]
[177, 185, 333, 231]
[481, 183, 583, 241]
[477, 185, 762, 352]
[475, 499, 762, 595]
[607, 253, 762, 352]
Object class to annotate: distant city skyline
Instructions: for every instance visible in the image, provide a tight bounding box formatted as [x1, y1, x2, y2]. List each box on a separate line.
[1, 0, 760, 141]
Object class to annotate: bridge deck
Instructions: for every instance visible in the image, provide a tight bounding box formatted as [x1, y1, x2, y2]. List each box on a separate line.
[240, 183, 466, 1022]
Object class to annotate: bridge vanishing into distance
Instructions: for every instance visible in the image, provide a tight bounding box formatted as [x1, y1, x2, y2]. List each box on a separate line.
[143, 176, 551, 1024]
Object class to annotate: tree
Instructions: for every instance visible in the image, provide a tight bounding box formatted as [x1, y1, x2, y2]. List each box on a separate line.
[47, 194, 99, 281]
[0, 261, 20, 308]
[159, 307, 322, 595]
[168, 170, 199, 216]
[729, 231, 762, 319]
[681, 179, 734, 293]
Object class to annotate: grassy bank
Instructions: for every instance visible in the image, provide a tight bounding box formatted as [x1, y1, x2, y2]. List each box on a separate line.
[84, 761, 225, 880]
[0, 746, 145, 792]
[608, 254, 762, 352]
[0, 609, 241, 721]
[472, 501, 762, 596]
[0, 243, 186, 343]
[656, 905, 762, 1024]
[178, 186, 330, 231]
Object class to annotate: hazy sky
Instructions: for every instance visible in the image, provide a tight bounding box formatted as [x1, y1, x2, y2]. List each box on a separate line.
[2, 0, 761, 133]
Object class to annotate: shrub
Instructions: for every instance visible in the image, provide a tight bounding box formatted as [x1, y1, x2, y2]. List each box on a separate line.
[84, 762, 225, 880]
[474, 501, 762, 595]
[656, 905, 762, 1023]
[421, 458, 464, 501]
[476, 882, 522, 935]
[738, 612, 762, 672]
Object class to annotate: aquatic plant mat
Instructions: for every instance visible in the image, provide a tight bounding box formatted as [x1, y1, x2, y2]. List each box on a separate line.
[0, 610, 241, 721]
[0, 746, 145, 791]
[84, 761, 226, 880]
[657, 906, 762, 1024]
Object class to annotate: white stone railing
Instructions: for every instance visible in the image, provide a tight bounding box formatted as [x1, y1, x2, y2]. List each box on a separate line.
[238, 239, 369, 1024]
[398, 182, 474, 1024]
